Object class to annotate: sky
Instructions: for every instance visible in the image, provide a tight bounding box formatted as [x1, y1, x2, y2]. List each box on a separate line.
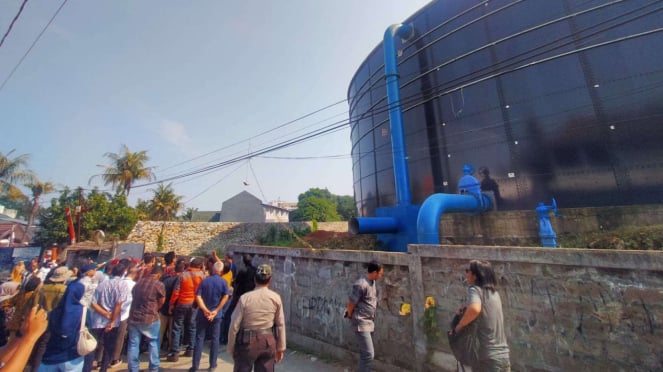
[0, 0, 429, 212]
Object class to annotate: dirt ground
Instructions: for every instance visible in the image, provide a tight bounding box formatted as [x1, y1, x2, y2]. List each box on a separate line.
[296, 230, 377, 250]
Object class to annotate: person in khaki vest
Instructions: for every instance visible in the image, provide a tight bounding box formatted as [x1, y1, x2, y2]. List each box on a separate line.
[228, 264, 286, 372]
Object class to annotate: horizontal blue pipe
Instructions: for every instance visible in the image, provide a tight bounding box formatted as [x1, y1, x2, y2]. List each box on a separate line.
[417, 193, 492, 244]
[349, 217, 400, 234]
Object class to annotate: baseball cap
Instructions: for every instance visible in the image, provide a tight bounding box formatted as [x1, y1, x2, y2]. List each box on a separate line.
[256, 264, 272, 280]
[80, 263, 97, 274]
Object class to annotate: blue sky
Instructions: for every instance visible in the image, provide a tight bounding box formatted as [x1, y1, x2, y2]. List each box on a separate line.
[0, 0, 429, 211]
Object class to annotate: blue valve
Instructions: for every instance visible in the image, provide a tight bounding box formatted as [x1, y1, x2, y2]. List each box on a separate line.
[536, 198, 560, 248]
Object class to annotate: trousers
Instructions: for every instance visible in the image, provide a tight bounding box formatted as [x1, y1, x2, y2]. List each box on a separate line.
[232, 332, 276, 372]
[355, 331, 374, 372]
[170, 304, 196, 352]
[192, 313, 222, 370]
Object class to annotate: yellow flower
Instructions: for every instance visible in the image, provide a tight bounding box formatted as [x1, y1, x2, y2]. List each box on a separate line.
[425, 296, 436, 309]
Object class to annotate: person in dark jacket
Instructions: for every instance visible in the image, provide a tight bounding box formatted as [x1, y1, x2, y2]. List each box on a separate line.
[159, 262, 184, 351]
[38, 279, 86, 372]
[220, 254, 255, 344]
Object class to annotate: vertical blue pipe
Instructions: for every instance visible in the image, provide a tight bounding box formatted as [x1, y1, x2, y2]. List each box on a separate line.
[384, 24, 413, 206]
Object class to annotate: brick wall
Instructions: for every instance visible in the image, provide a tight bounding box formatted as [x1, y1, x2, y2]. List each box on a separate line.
[228, 244, 663, 371]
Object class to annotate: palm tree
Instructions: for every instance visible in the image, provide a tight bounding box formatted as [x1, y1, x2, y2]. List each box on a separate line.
[25, 179, 56, 227]
[91, 144, 155, 196]
[0, 149, 34, 200]
[149, 183, 183, 221]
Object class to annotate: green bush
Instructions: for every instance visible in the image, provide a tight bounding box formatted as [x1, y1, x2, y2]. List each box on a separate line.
[257, 225, 311, 247]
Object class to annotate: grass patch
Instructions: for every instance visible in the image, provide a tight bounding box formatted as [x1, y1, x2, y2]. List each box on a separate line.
[559, 224, 663, 250]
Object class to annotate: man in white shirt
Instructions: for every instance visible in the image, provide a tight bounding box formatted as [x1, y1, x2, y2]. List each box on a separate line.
[110, 264, 137, 368]
[84, 263, 128, 372]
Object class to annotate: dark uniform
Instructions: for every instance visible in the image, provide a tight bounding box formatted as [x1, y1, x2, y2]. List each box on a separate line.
[227, 264, 285, 372]
[220, 256, 256, 344]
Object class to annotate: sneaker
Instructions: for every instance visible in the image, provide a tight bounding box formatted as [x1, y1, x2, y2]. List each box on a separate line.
[166, 352, 179, 362]
[183, 348, 193, 357]
[208, 366, 217, 372]
[109, 360, 122, 368]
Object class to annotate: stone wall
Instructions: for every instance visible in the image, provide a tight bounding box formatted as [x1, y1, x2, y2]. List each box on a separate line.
[440, 204, 663, 246]
[228, 244, 663, 371]
[125, 221, 348, 255]
[125, 205, 663, 255]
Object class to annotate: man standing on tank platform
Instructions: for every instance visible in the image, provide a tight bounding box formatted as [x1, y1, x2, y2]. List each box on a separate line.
[227, 264, 286, 372]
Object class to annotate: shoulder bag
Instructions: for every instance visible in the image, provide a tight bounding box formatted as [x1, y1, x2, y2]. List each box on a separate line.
[77, 306, 98, 356]
[447, 286, 484, 369]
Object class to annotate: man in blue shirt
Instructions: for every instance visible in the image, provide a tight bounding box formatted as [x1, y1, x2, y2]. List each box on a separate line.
[190, 261, 230, 372]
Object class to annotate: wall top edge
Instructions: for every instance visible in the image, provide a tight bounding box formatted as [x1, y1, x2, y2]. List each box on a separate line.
[227, 244, 408, 265]
[409, 244, 663, 271]
[227, 244, 663, 272]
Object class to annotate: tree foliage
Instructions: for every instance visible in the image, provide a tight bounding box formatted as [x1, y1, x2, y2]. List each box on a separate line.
[34, 188, 138, 247]
[336, 195, 356, 221]
[290, 187, 355, 222]
[25, 178, 55, 227]
[90, 144, 155, 196]
[148, 183, 183, 221]
[133, 184, 184, 221]
[0, 149, 34, 217]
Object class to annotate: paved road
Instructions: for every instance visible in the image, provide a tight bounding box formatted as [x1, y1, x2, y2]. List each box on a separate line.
[111, 346, 352, 372]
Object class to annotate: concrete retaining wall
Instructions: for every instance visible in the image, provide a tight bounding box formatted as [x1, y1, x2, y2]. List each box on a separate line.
[228, 244, 663, 371]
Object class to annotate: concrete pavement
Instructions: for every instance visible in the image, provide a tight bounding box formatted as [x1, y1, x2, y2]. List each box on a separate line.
[111, 346, 352, 372]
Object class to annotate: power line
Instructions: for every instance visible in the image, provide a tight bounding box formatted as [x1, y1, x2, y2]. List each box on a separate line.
[0, 0, 29, 49]
[97, 0, 662, 199]
[0, 0, 68, 93]
[158, 99, 347, 173]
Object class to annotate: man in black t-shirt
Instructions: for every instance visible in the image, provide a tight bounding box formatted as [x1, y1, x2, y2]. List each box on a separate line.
[159, 262, 184, 351]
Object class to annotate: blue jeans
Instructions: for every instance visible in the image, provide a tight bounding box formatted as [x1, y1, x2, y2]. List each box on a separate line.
[127, 319, 161, 372]
[192, 311, 222, 370]
[355, 331, 374, 372]
[37, 356, 85, 372]
[171, 304, 196, 352]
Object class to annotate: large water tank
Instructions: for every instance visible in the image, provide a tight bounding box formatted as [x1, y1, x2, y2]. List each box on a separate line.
[348, 0, 663, 217]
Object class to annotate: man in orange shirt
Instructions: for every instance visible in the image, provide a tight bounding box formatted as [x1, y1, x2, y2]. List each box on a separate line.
[166, 258, 204, 362]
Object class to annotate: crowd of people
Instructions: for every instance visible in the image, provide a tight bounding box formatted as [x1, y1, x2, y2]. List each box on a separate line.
[0, 250, 285, 372]
[2, 249, 510, 372]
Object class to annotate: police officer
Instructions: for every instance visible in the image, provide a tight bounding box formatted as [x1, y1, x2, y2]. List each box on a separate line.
[227, 264, 285, 372]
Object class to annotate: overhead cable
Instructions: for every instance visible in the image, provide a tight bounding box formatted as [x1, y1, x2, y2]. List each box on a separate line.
[0, 0, 29, 49]
[0, 0, 68, 93]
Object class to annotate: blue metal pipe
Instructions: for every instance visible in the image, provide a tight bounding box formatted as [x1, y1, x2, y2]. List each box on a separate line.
[417, 193, 493, 244]
[384, 23, 414, 206]
[350, 216, 400, 234]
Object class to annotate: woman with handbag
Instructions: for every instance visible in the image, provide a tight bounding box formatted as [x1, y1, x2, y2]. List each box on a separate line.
[38, 279, 88, 372]
[450, 260, 510, 371]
